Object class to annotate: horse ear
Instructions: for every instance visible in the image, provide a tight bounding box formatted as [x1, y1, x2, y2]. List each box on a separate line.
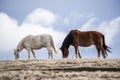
[17, 49, 19, 52]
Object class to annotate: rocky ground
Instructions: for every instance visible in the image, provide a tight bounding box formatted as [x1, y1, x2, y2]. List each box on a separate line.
[0, 59, 120, 80]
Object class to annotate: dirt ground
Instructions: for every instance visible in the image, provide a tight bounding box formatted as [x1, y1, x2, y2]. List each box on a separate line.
[0, 59, 120, 80]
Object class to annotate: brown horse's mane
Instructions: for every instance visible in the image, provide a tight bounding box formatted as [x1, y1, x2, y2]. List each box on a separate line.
[60, 31, 73, 50]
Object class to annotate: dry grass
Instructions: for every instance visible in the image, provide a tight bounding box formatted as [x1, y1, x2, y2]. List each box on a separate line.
[0, 59, 120, 80]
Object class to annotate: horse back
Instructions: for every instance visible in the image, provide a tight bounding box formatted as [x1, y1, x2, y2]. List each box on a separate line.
[22, 34, 52, 49]
[71, 30, 103, 46]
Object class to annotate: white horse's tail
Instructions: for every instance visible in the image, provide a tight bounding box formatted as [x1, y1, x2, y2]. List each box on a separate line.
[51, 38, 59, 54]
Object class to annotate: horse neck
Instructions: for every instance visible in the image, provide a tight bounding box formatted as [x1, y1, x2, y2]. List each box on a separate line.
[17, 39, 24, 51]
[60, 43, 70, 50]
[60, 32, 73, 50]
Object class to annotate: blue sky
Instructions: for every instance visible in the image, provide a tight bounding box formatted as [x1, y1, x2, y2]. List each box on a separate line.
[0, 0, 120, 60]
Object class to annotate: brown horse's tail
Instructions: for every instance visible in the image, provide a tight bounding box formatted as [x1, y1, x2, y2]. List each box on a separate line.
[102, 35, 111, 56]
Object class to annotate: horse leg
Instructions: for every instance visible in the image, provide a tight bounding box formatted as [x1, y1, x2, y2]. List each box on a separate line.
[100, 37, 107, 58]
[47, 47, 53, 59]
[31, 49, 37, 59]
[100, 42, 106, 58]
[27, 49, 31, 60]
[74, 45, 79, 58]
[101, 48, 106, 58]
[96, 37, 106, 58]
[50, 49, 53, 59]
[77, 48, 82, 58]
[95, 46, 100, 58]
[99, 43, 106, 58]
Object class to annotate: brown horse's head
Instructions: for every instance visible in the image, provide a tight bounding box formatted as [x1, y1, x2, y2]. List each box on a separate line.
[60, 48, 69, 58]
[60, 30, 73, 58]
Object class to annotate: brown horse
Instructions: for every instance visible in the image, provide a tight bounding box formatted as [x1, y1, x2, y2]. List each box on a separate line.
[60, 30, 111, 58]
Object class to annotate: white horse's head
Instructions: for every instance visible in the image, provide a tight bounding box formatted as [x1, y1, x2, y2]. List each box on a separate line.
[14, 49, 20, 60]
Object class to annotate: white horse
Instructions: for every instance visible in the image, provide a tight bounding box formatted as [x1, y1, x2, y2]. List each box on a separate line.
[14, 34, 58, 60]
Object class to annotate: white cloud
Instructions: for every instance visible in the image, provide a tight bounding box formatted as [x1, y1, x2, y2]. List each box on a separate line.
[80, 16, 120, 45]
[80, 17, 97, 31]
[97, 16, 120, 44]
[63, 11, 84, 26]
[24, 8, 56, 27]
[0, 12, 19, 51]
[0, 9, 65, 52]
[63, 11, 95, 27]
